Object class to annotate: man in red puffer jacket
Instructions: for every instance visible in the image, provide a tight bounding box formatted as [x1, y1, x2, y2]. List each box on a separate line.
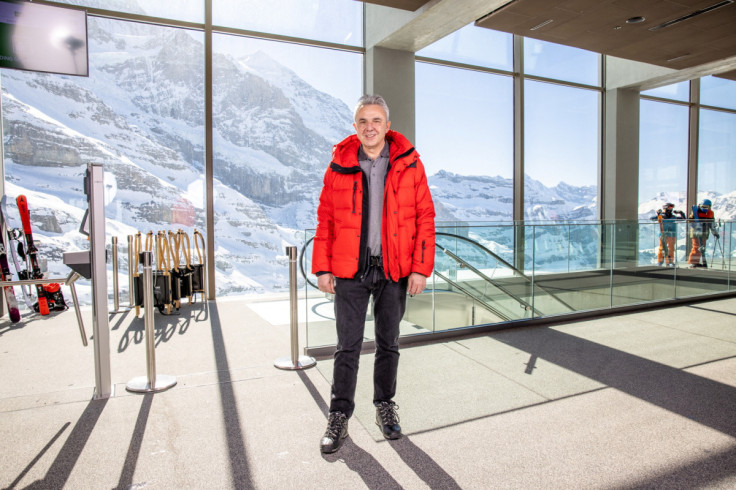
[313, 94, 435, 454]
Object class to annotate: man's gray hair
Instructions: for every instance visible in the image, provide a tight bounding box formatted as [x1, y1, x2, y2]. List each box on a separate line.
[354, 94, 390, 122]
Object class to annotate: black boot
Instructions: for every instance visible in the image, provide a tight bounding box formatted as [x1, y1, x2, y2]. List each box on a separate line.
[375, 401, 402, 440]
[320, 412, 348, 454]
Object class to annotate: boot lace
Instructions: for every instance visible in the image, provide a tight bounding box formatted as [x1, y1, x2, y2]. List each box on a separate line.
[376, 401, 400, 426]
[324, 412, 347, 439]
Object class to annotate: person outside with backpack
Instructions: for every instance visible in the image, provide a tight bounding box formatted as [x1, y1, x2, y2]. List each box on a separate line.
[688, 199, 719, 268]
[651, 202, 685, 267]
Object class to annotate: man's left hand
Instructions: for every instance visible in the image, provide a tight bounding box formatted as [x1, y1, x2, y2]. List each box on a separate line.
[408, 272, 426, 296]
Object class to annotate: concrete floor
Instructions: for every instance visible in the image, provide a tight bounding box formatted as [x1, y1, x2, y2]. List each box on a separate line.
[1, 294, 735, 489]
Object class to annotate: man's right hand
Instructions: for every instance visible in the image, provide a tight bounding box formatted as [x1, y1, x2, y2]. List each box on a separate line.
[318, 273, 335, 294]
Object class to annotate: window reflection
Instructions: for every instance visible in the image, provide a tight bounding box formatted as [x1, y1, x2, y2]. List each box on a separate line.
[698, 109, 736, 219]
[211, 34, 360, 295]
[524, 80, 599, 221]
[641, 81, 690, 102]
[523, 38, 600, 86]
[638, 100, 689, 214]
[416, 23, 512, 71]
[701, 75, 736, 111]
[213, 0, 362, 46]
[53, 0, 204, 23]
[416, 62, 514, 222]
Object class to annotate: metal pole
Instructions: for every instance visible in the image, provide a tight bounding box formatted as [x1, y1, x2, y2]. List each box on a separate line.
[66, 271, 88, 347]
[112, 236, 119, 312]
[126, 251, 176, 393]
[88, 163, 112, 399]
[128, 235, 134, 307]
[274, 246, 316, 370]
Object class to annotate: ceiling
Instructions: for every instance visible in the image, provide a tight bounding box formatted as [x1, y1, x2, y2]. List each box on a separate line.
[360, 0, 736, 81]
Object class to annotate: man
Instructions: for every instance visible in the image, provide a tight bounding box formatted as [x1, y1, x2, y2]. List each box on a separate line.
[688, 199, 719, 268]
[312, 94, 435, 454]
[650, 203, 685, 267]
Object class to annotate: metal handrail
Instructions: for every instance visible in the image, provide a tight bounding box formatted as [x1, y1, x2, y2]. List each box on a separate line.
[298, 231, 574, 316]
[435, 231, 575, 312]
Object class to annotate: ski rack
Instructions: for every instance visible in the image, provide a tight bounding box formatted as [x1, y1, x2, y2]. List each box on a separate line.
[0, 271, 88, 346]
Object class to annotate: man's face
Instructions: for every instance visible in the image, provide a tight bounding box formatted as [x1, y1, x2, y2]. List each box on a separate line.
[354, 104, 391, 153]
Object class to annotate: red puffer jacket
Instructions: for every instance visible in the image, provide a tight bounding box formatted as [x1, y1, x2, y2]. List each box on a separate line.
[312, 130, 436, 282]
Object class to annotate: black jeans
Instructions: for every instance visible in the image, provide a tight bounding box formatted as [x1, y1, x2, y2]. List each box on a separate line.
[330, 266, 408, 418]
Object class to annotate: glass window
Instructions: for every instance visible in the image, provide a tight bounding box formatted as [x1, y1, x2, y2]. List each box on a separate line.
[2, 17, 205, 305]
[641, 81, 690, 102]
[53, 0, 204, 23]
[523, 38, 600, 86]
[416, 62, 514, 221]
[698, 109, 736, 220]
[211, 33, 361, 296]
[213, 0, 362, 47]
[524, 80, 600, 220]
[416, 23, 512, 71]
[638, 100, 689, 214]
[700, 75, 736, 111]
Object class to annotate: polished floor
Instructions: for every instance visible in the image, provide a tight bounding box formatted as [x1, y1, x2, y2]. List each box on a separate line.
[1, 293, 735, 489]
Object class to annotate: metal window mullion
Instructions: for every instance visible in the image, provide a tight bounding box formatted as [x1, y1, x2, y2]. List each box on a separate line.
[687, 79, 700, 211]
[205, 0, 215, 300]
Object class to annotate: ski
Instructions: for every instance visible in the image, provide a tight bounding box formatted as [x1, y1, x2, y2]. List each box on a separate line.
[1, 196, 34, 309]
[16, 195, 50, 315]
[0, 206, 21, 323]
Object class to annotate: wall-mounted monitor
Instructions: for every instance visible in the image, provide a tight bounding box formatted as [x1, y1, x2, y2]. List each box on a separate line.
[0, 0, 88, 77]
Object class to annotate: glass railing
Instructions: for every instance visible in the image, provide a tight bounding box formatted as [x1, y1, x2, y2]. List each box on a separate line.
[301, 219, 734, 352]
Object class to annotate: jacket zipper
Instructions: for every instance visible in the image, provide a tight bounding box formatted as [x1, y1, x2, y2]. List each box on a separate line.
[352, 181, 357, 214]
[421, 240, 426, 263]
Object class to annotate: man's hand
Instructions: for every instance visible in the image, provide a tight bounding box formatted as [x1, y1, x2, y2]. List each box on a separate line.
[317, 273, 335, 294]
[407, 272, 426, 296]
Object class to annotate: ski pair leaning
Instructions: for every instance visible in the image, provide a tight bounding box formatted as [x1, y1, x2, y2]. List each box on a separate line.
[0, 194, 67, 322]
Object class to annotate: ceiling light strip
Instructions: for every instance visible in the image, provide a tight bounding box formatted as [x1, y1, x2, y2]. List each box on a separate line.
[649, 0, 733, 31]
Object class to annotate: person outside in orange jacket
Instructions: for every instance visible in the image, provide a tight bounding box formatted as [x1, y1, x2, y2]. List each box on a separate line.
[688, 199, 719, 267]
[312, 94, 435, 454]
[650, 203, 685, 267]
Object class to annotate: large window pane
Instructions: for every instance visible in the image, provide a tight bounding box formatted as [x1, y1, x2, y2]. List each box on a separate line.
[701, 75, 736, 111]
[2, 18, 205, 304]
[524, 80, 599, 220]
[214, 0, 362, 47]
[416, 23, 512, 71]
[638, 100, 689, 266]
[523, 38, 600, 86]
[698, 109, 736, 220]
[211, 34, 361, 296]
[54, 0, 204, 23]
[638, 100, 689, 214]
[416, 62, 514, 221]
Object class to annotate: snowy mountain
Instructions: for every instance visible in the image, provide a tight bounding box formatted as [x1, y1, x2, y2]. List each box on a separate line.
[0, 14, 603, 304]
[429, 170, 597, 222]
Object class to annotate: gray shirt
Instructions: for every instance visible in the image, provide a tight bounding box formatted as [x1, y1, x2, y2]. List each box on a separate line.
[358, 143, 389, 258]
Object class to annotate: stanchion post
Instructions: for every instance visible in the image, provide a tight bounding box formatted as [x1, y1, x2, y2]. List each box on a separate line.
[126, 251, 176, 393]
[274, 246, 316, 370]
[128, 235, 134, 308]
[112, 236, 119, 312]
